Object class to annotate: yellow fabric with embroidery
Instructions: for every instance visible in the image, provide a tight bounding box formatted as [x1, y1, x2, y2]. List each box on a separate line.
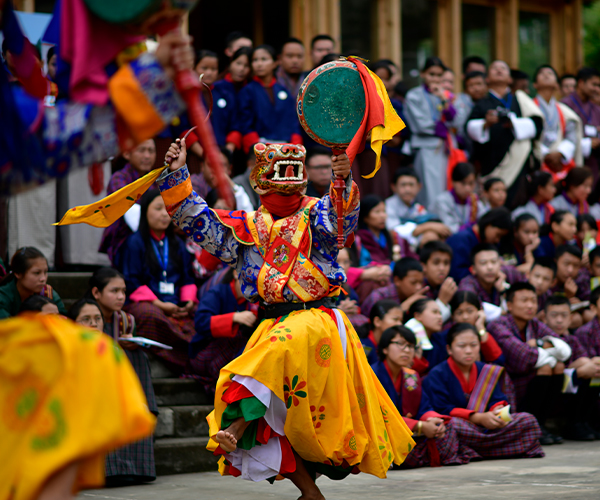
[53, 167, 164, 228]
[0, 315, 156, 500]
[363, 69, 406, 179]
[207, 308, 414, 478]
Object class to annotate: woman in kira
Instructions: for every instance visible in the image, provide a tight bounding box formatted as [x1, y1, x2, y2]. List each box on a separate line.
[122, 189, 198, 375]
[424, 323, 545, 459]
[88, 267, 159, 486]
[362, 299, 405, 365]
[371, 325, 479, 468]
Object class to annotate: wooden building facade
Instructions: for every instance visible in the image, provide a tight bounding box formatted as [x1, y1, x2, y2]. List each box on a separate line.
[16, 0, 587, 90]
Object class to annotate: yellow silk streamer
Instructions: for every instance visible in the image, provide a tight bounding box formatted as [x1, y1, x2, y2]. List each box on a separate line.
[54, 167, 164, 228]
[362, 68, 406, 179]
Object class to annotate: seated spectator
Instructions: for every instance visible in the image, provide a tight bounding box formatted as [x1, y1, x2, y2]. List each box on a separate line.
[0, 256, 6, 279]
[457, 243, 522, 307]
[537, 210, 577, 259]
[547, 245, 591, 327]
[487, 283, 571, 445]
[357, 194, 406, 266]
[589, 246, 600, 283]
[513, 171, 557, 225]
[371, 325, 478, 468]
[190, 268, 257, 394]
[19, 294, 59, 314]
[480, 177, 507, 211]
[199, 147, 254, 213]
[407, 298, 443, 376]
[528, 258, 558, 313]
[361, 257, 427, 318]
[501, 213, 541, 273]
[419, 240, 455, 322]
[305, 146, 333, 198]
[576, 214, 597, 266]
[362, 299, 404, 365]
[0, 247, 66, 319]
[386, 168, 451, 248]
[544, 294, 600, 440]
[88, 267, 158, 485]
[575, 288, 600, 437]
[551, 167, 594, 216]
[122, 189, 198, 375]
[232, 147, 260, 209]
[431, 162, 485, 233]
[447, 208, 512, 282]
[68, 298, 105, 331]
[335, 247, 369, 328]
[424, 323, 545, 459]
[99, 139, 157, 268]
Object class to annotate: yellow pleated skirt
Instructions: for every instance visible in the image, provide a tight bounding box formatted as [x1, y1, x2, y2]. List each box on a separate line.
[0, 314, 156, 500]
[208, 307, 414, 479]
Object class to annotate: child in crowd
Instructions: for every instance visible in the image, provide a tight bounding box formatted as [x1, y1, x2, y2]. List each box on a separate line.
[547, 245, 591, 327]
[551, 167, 594, 216]
[544, 294, 600, 440]
[419, 240, 455, 322]
[385, 168, 451, 247]
[362, 257, 428, 318]
[19, 294, 59, 314]
[235, 45, 301, 152]
[576, 214, 597, 265]
[88, 267, 158, 486]
[191, 268, 257, 395]
[513, 171, 557, 225]
[371, 326, 479, 468]
[407, 298, 444, 375]
[481, 177, 507, 211]
[335, 247, 369, 328]
[537, 210, 577, 259]
[447, 208, 512, 282]
[457, 244, 516, 307]
[528, 258, 558, 312]
[363, 299, 405, 364]
[501, 213, 541, 273]
[487, 283, 571, 445]
[357, 194, 398, 266]
[122, 190, 198, 375]
[0, 246, 66, 318]
[589, 247, 600, 285]
[431, 163, 485, 233]
[424, 323, 545, 459]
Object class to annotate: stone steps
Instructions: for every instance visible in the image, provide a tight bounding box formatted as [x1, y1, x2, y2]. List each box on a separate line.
[154, 437, 218, 475]
[47, 271, 93, 309]
[155, 405, 213, 438]
[153, 378, 212, 406]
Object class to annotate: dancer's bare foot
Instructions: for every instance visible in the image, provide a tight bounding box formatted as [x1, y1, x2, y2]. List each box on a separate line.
[215, 430, 238, 452]
[214, 417, 251, 453]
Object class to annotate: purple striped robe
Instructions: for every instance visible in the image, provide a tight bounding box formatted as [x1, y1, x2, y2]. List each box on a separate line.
[575, 316, 600, 358]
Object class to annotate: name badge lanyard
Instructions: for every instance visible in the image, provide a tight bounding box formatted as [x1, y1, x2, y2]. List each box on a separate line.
[152, 238, 169, 282]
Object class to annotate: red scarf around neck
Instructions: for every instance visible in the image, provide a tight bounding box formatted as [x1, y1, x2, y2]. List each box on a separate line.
[260, 193, 304, 218]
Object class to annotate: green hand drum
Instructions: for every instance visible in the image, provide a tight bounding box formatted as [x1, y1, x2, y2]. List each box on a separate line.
[83, 0, 197, 29]
[297, 60, 366, 151]
[297, 59, 366, 249]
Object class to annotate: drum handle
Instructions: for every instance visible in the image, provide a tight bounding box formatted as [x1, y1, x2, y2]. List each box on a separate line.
[331, 148, 346, 249]
[156, 21, 234, 208]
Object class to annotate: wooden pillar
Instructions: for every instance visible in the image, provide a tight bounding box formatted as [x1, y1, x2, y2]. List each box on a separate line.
[375, 0, 401, 68]
[290, 0, 341, 70]
[13, 0, 35, 11]
[573, 0, 584, 72]
[549, 8, 561, 75]
[495, 0, 519, 68]
[435, 0, 461, 92]
[254, 0, 264, 46]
